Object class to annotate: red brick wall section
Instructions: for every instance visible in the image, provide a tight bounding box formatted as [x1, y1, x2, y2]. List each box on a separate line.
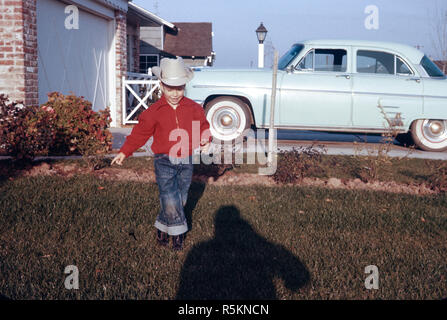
[134, 21, 140, 73]
[0, 0, 38, 107]
[115, 9, 127, 127]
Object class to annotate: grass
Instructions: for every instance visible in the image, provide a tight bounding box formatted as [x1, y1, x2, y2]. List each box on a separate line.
[1, 170, 446, 299]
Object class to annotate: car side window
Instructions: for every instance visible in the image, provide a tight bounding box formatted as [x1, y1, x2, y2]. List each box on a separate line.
[357, 50, 394, 75]
[297, 50, 314, 70]
[396, 56, 412, 75]
[296, 49, 347, 72]
[315, 49, 347, 72]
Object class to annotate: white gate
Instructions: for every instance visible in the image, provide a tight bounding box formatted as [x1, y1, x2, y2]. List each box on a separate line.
[122, 72, 161, 124]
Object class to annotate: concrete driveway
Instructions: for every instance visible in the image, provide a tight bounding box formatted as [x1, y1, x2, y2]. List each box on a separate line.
[2, 127, 446, 161]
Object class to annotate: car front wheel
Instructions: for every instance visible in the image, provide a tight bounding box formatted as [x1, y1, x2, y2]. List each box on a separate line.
[411, 119, 447, 152]
[204, 97, 252, 141]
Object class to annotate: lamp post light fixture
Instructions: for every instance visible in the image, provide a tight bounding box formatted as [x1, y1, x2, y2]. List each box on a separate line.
[255, 22, 268, 68]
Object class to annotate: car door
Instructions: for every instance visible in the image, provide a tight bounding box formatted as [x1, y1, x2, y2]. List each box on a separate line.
[279, 46, 353, 128]
[351, 48, 423, 130]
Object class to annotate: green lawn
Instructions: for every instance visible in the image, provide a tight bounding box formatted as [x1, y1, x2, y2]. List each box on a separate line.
[1, 171, 446, 299]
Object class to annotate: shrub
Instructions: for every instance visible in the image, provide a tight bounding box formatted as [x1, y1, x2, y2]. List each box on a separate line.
[272, 145, 327, 184]
[44, 92, 113, 158]
[425, 160, 447, 192]
[353, 104, 413, 183]
[0, 94, 57, 163]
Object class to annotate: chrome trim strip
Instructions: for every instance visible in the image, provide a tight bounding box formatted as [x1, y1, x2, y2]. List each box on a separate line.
[192, 84, 272, 90]
[258, 125, 406, 133]
[281, 88, 350, 95]
[424, 95, 447, 99]
[191, 85, 447, 99]
[354, 91, 423, 98]
[193, 85, 351, 95]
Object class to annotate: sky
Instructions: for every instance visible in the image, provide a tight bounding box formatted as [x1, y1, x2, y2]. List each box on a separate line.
[132, 0, 447, 68]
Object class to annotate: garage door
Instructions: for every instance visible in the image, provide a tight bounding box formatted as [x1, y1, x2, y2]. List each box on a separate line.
[37, 0, 112, 111]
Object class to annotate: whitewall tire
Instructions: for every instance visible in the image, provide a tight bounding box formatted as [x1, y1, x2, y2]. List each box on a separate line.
[411, 119, 447, 152]
[205, 97, 252, 141]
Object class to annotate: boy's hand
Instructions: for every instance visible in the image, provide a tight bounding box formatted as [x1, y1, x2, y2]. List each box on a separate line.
[111, 152, 126, 166]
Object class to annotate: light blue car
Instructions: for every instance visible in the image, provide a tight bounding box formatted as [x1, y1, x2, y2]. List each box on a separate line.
[185, 40, 447, 151]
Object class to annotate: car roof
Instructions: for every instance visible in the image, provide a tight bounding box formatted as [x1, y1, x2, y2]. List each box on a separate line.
[297, 39, 424, 64]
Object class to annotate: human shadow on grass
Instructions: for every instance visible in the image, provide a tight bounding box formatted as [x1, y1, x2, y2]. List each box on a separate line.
[184, 181, 206, 232]
[0, 293, 10, 300]
[176, 205, 310, 300]
[184, 163, 234, 232]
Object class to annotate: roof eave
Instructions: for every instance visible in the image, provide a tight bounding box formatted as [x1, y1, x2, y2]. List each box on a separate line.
[128, 2, 176, 30]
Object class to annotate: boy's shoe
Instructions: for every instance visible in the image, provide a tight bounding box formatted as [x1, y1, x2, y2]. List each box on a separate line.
[156, 230, 169, 246]
[172, 234, 184, 251]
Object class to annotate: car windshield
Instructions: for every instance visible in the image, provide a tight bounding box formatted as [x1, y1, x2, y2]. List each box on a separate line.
[421, 55, 445, 78]
[278, 44, 304, 70]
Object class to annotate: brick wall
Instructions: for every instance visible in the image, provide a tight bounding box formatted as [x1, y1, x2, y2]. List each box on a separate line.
[125, 20, 140, 73]
[0, 0, 38, 106]
[115, 9, 127, 127]
[133, 21, 140, 73]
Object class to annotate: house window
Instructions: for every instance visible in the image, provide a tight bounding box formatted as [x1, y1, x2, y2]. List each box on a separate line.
[139, 54, 159, 74]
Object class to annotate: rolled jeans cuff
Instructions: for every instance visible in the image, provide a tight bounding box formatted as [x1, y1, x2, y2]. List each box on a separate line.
[154, 220, 188, 236]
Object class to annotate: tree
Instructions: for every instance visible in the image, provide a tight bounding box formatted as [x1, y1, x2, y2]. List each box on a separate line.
[430, 6, 447, 73]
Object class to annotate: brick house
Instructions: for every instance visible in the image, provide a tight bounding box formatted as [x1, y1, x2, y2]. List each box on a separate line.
[0, 0, 129, 128]
[434, 60, 447, 74]
[0, 0, 214, 128]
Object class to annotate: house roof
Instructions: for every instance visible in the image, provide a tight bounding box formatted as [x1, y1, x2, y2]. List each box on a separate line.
[163, 23, 213, 57]
[127, 1, 176, 29]
[94, 0, 128, 12]
[434, 60, 446, 70]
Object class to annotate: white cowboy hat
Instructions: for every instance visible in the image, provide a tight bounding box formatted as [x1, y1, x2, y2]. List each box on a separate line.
[152, 57, 194, 86]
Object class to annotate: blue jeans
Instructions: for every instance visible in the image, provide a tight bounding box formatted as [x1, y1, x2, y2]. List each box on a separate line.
[153, 154, 193, 236]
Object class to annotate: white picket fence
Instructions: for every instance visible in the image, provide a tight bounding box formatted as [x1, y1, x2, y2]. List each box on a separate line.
[122, 72, 161, 124]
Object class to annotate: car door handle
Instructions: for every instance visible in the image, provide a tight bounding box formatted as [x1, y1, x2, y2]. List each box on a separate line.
[406, 78, 421, 83]
[336, 74, 351, 79]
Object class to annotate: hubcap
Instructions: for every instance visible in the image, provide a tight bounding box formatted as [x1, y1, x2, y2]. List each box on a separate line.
[207, 101, 248, 141]
[422, 120, 447, 142]
[220, 114, 233, 126]
[429, 121, 442, 134]
[212, 107, 241, 135]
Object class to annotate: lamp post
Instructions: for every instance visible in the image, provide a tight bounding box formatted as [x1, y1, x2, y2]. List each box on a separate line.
[255, 22, 268, 68]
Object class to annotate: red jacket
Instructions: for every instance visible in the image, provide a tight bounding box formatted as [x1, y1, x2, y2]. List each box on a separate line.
[119, 95, 210, 158]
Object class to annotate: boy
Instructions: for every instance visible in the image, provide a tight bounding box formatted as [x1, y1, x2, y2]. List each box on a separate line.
[111, 57, 210, 251]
